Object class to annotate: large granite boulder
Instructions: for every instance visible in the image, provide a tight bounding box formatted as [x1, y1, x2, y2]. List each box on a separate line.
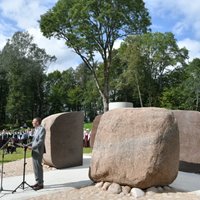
[89, 107, 179, 189]
[42, 112, 84, 169]
[173, 110, 200, 172]
[90, 115, 102, 148]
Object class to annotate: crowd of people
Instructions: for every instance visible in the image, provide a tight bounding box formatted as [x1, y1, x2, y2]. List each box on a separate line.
[0, 129, 34, 153]
[0, 127, 91, 154]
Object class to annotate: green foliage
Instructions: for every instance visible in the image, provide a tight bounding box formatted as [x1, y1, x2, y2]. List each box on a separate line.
[0, 28, 199, 127]
[40, 0, 151, 112]
[40, 0, 151, 51]
[0, 66, 8, 125]
[44, 64, 101, 121]
[161, 58, 200, 111]
[0, 31, 56, 125]
[118, 32, 189, 107]
[184, 58, 200, 110]
[160, 86, 188, 110]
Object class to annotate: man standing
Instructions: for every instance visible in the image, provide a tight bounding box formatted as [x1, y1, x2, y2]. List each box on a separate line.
[28, 117, 46, 190]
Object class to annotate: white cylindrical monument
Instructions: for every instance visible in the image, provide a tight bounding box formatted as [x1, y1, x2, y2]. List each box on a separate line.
[109, 102, 133, 110]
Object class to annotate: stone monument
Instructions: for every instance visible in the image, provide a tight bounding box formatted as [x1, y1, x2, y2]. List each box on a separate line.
[173, 110, 200, 172]
[90, 115, 102, 148]
[42, 112, 84, 169]
[89, 107, 179, 189]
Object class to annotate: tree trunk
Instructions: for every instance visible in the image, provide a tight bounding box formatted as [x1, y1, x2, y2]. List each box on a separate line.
[196, 90, 199, 111]
[135, 74, 143, 107]
[103, 61, 110, 112]
[102, 93, 109, 113]
[91, 69, 109, 113]
[77, 50, 110, 113]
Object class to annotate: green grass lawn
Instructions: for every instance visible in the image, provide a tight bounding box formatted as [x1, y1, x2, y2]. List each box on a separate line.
[84, 123, 92, 130]
[0, 121, 93, 163]
[0, 147, 32, 163]
[83, 147, 92, 154]
[0, 147, 92, 163]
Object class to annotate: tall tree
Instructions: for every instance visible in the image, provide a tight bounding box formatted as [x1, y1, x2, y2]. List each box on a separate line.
[44, 70, 67, 114]
[44, 68, 79, 114]
[185, 58, 200, 110]
[0, 52, 9, 126]
[45, 65, 101, 120]
[1, 32, 56, 125]
[39, 0, 151, 112]
[160, 67, 188, 110]
[75, 63, 102, 121]
[119, 32, 189, 106]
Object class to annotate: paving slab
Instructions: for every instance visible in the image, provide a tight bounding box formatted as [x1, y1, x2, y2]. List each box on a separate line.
[0, 155, 92, 200]
[1, 154, 200, 199]
[170, 171, 200, 195]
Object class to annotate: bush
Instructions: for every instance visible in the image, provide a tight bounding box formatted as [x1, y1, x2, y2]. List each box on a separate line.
[1, 123, 19, 130]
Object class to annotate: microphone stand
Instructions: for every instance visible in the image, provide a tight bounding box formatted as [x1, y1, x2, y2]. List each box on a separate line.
[0, 138, 13, 192]
[12, 145, 33, 193]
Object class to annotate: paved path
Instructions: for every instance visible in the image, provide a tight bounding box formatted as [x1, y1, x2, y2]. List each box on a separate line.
[170, 171, 200, 195]
[0, 155, 92, 200]
[0, 154, 200, 199]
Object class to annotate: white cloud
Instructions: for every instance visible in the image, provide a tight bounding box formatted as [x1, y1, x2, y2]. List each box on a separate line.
[113, 39, 123, 50]
[0, 0, 56, 29]
[0, 0, 83, 72]
[145, 0, 200, 39]
[178, 38, 200, 60]
[172, 22, 187, 37]
[28, 27, 81, 73]
[0, 34, 8, 50]
[1, 0, 200, 73]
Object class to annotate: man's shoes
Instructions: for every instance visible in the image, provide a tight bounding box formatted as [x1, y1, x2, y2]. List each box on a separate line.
[31, 183, 38, 188]
[33, 184, 44, 190]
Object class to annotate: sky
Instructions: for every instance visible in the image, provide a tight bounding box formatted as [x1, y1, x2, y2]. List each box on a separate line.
[0, 0, 200, 73]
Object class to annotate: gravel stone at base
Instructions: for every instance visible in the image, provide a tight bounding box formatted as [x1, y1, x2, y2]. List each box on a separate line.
[28, 186, 200, 200]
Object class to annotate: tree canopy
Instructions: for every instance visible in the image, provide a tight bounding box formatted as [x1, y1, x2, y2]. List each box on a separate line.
[118, 32, 189, 106]
[0, 32, 56, 126]
[39, 0, 151, 112]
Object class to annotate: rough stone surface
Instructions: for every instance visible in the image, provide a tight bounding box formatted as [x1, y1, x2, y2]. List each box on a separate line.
[90, 115, 102, 148]
[89, 107, 179, 189]
[173, 110, 200, 172]
[107, 183, 122, 194]
[42, 112, 84, 168]
[130, 188, 145, 198]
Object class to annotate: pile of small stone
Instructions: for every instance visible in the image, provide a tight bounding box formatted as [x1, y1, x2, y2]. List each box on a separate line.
[95, 181, 175, 198]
